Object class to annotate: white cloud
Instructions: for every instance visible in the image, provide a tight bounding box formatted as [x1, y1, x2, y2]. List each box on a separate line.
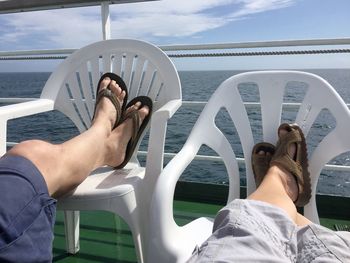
[0, 8, 101, 49]
[230, 0, 296, 17]
[111, 0, 297, 41]
[0, 0, 297, 49]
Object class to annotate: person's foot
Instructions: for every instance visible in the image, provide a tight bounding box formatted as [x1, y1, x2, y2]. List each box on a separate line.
[269, 123, 311, 206]
[92, 77, 126, 133]
[104, 101, 150, 167]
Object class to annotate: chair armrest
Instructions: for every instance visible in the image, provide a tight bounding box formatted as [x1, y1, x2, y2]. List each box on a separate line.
[154, 99, 182, 120]
[149, 143, 197, 249]
[0, 99, 55, 154]
[145, 99, 182, 177]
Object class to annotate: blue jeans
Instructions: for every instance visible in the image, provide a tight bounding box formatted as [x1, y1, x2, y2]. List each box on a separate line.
[0, 155, 56, 263]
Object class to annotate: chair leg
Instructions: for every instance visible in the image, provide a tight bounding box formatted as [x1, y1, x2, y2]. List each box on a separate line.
[114, 211, 144, 263]
[128, 221, 144, 263]
[64, 210, 80, 254]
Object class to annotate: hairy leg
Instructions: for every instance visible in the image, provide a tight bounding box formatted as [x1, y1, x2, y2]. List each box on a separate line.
[5, 77, 136, 198]
[248, 165, 299, 223]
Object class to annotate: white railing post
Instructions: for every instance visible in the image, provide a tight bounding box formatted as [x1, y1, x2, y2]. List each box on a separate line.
[101, 2, 111, 40]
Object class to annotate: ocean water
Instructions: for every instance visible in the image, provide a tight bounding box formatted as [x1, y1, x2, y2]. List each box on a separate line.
[1, 69, 350, 197]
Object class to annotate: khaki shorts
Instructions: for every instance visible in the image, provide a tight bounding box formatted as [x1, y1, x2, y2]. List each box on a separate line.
[187, 199, 350, 262]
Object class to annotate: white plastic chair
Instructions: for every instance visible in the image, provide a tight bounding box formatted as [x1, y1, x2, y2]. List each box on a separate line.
[0, 39, 181, 263]
[148, 70, 350, 263]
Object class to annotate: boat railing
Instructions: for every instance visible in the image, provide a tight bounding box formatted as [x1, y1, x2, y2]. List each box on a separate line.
[1, 38, 350, 174]
[2, 99, 350, 173]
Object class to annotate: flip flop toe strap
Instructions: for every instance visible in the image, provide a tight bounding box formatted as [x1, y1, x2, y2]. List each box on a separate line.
[114, 109, 142, 169]
[122, 109, 140, 145]
[95, 88, 122, 128]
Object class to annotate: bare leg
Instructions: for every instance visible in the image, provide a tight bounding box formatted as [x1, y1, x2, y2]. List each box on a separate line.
[6, 77, 149, 198]
[248, 165, 300, 223]
[248, 130, 311, 226]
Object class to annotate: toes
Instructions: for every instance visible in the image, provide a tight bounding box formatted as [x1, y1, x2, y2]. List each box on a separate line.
[257, 149, 272, 158]
[124, 102, 149, 123]
[138, 105, 149, 121]
[126, 102, 141, 113]
[100, 77, 111, 90]
[99, 77, 126, 109]
[108, 80, 125, 105]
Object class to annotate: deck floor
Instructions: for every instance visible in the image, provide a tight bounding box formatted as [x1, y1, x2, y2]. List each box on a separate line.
[53, 200, 348, 262]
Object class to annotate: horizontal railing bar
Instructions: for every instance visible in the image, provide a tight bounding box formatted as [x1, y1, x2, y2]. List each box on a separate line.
[1, 38, 350, 58]
[167, 49, 350, 58]
[137, 151, 350, 172]
[4, 145, 349, 172]
[0, 49, 75, 57]
[159, 38, 350, 51]
[182, 101, 303, 109]
[4, 99, 350, 173]
[0, 56, 67, 61]
[3, 49, 350, 61]
[2, 98, 350, 109]
[0, 98, 38, 103]
[5, 142, 350, 172]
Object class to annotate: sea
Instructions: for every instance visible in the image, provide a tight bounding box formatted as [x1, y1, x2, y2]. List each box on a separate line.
[1, 69, 350, 197]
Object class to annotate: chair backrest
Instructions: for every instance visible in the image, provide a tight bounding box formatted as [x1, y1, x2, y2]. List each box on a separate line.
[219, 71, 350, 223]
[41, 39, 181, 163]
[149, 70, 350, 262]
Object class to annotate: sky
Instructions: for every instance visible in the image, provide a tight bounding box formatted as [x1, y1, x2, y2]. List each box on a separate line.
[0, 0, 350, 71]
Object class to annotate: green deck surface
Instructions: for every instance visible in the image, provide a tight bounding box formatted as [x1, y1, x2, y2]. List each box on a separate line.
[52, 199, 349, 263]
[53, 200, 221, 262]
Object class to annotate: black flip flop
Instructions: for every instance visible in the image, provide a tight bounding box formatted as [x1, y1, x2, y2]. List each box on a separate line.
[115, 96, 153, 169]
[93, 72, 128, 128]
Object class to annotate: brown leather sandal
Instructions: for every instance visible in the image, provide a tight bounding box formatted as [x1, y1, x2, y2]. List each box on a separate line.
[252, 142, 276, 187]
[270, 123, 311, 207]
[115, 96, 153, 169]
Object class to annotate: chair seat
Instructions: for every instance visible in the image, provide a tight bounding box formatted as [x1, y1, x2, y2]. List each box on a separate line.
[58, 163, 145, 208]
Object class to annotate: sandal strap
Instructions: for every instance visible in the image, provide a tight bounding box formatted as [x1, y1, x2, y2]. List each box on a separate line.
[95, 88, 122, 128]
[271, 154, 302, 178]
[271, 129, 302, 178]
[121, 109, 140, 144]
[276, 129, 301, 148]
[270, 123, 311, 207]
